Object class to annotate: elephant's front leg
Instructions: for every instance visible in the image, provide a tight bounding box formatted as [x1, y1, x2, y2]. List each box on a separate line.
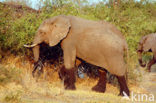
[147, 57, 156, 72]
[92, 70, 107, 93]
[59, 46, 76, 90]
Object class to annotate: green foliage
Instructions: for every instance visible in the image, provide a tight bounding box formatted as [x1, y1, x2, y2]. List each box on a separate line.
[5, 14, 42, 53]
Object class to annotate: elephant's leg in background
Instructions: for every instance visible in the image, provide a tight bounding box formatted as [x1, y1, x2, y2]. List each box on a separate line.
[59, 46, 76, 90]
[75, 59, 82, 66]
[92, 70, 107, 93]
[147, 57, 156, 72]
[108, 73, 115, 84]
[116, 76, 130, 96]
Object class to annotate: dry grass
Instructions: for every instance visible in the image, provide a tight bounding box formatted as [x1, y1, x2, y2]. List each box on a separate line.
[0, 55, 152, 103]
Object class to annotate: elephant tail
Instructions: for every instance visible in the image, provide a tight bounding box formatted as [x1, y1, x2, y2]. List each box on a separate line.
[123, 43, 129, 82]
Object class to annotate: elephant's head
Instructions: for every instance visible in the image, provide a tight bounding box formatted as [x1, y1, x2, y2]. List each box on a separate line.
[24, 15, 71, 62]
[137, 35, 153, 67]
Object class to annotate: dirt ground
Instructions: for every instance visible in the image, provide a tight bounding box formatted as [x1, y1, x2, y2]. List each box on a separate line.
[139, 65, 156, 97]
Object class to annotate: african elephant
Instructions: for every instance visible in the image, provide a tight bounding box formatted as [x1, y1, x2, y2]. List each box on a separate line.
[137, 33, 156, 72]
[24, 15, 129, 96]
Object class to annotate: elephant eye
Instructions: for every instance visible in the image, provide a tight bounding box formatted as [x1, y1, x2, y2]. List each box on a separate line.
[40, 31, 45, 35]
[42, 32, 46, 35]
[39, 31, 43, 34]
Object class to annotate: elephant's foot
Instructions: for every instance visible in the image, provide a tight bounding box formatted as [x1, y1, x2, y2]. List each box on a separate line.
[92, 70, 106, 93]
[64, 82, 76, 90]
[147, 69, 151, 72]
[59, 66, 76, 90]
[92, 84, 106, 93]
[117, 76, 130, 96]
[147, 65, 152, 72]
[147, 57, 156, 72]
[107, 73, 115, 84]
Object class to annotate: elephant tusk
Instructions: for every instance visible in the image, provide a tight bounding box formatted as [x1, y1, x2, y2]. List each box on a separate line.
[23, 44, 37, 48]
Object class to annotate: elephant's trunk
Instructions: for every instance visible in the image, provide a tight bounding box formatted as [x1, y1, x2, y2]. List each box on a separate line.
[137, 50, 146, 67]
[24, 33, 43, 62]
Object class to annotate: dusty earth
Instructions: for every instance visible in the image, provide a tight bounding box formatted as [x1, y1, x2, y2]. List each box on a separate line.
[0, 56, 155, 103]
[139, 65, 156, 97]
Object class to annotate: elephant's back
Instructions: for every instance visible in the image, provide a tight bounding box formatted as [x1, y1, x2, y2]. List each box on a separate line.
[69, 16, 126, 50]
[99, 20, 125, 39]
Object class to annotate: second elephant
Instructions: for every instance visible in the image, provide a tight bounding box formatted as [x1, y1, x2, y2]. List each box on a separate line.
[137, 33, 156, 72]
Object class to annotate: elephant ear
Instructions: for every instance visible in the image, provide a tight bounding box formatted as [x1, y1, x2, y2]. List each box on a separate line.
[143, 35, 153, 52]
[49, 17, 71, 46]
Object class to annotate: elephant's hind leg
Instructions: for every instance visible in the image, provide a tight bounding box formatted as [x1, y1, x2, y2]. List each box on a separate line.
[147, 57, 156, 72]
[92, 70, 107, 93]
[117, 76, 130, 96]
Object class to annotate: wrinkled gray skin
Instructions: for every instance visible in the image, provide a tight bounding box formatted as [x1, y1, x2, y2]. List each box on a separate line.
[137, 33, 156, 72]
[24, 15, 129, 95]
